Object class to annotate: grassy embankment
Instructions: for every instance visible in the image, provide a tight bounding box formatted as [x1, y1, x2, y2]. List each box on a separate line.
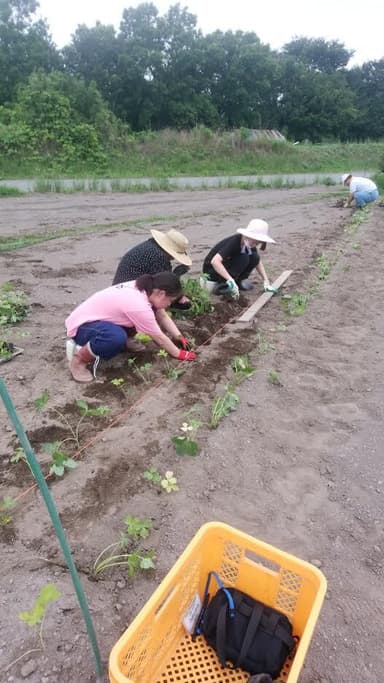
[0, 129, 383, 182]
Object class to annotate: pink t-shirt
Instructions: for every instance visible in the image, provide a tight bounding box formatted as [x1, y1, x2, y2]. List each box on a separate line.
[65, 281, 162, 338]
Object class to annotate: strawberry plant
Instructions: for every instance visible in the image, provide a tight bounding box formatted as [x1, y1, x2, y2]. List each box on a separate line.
[172, 420, 201, 456]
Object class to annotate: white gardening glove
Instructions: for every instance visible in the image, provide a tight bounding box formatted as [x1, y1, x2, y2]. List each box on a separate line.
[263, 280, 279, 294]
[226, 278, 240, 299]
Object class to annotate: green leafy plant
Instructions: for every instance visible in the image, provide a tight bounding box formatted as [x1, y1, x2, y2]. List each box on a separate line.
[13, 583, 61, 664]
[268, 369, 283, 386]
[34, 388, 50, 411]
[44, 441, 78, 477]
[35, 394, 111, 448]
[255, 333, 275, 354]
[0, 282, 29, 326]
[143, 467, 179, 493]
[231, 355, 255, 381]
[0, 496, 16, 526]
[10, 447, 33, 474]
[316, 254, 331, 280]
[172, 419, 202, 456]
[111, 377, 130, 400]
[174, 277, 213, 317]
[124, 514, 152, 541]
[161, 471, 179, 493]
[143, 466, 162, 485]
[157, 349, 185, 380]
[127, 358, 153, 384]
[281, 292, 309, 316]
[134, 332, 152, 344]
[209, 385, 240, 429]
[92, 515, 155, 578]
[0, 340, 17, 360]
[19, 584, 61, 627]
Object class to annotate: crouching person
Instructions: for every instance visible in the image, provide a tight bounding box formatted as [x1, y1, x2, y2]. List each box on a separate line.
[202, 219, 276, 300]
[65, 272, 196, 383]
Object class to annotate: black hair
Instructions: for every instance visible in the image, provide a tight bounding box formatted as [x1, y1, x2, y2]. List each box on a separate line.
[259, 241, 267, 252]
[136, 271, 182, 297]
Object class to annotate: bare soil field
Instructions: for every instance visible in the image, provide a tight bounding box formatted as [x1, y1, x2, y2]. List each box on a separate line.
[0, 186, 383, 683]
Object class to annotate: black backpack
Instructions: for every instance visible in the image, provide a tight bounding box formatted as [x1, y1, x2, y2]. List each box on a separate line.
[194, 572, 296, 679]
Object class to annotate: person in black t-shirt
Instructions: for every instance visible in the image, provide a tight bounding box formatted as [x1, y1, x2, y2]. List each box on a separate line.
[113, 229, 191, 284]
[202, 219, 276, 299]
[113, 229, 192, 310]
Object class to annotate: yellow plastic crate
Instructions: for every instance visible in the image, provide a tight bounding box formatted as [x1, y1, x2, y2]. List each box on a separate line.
[109, 522, 327, 683]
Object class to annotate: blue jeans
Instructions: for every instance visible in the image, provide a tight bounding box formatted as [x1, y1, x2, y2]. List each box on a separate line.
[354, 189, 379, 207]
[73, 321, 131, 359]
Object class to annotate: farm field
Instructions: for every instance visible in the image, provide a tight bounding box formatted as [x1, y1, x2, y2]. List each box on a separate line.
[1, 185, 383, 683]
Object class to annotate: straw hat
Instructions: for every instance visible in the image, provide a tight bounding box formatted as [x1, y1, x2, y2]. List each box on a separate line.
[237, 219, 276, 244]
[342, 173, 352, 185]
[151, 229, 192, 266]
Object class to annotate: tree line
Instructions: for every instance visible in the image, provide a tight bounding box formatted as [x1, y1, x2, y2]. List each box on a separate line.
[0, 0, 383, 167]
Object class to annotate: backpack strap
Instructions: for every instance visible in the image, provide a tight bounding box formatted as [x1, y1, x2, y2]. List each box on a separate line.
[236, 601, 264, 669]
[215, 600, 229, 667]
[193, 571, 235, 639]
[264, 611, 295, 651]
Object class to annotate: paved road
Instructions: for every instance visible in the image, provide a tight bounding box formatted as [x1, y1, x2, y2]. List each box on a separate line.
[0, 170, 374, 192]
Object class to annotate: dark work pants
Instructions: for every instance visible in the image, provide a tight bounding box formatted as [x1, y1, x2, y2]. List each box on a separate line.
[204, 252, 260, 284]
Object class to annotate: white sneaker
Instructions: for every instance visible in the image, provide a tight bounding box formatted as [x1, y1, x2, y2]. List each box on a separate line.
[66, 339, 80, 362]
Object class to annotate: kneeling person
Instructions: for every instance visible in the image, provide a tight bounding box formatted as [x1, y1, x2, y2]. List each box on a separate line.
[202, 219, 276, 299]
[65, 272, 196, 383]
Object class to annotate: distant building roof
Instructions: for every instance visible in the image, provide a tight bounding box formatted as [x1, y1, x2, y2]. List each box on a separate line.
[248, 129, 286, 141]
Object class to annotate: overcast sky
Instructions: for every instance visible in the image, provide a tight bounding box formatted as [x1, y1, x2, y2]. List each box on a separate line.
[37, 0, 383, 66]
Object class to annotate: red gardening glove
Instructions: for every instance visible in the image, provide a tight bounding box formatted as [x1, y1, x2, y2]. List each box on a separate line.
[175, 335, 192, 350]
[177, 349, 196, 361]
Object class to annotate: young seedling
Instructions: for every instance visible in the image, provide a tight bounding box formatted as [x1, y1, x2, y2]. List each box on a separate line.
[111, 377, 130, 400]
[281, 292, 309, 316]
[143, 467, 179, 493]
[10, 447, 33, 474]
[9, 584, 61, 667]
[44, 441, 78, 477]
[92, 515, 155, 578]
[255, 333, 275, 354]
[123, 514, 152, 541]
[34, 388, 50, 412]
[143, 466, 162, 485]
[0, 496, 16, 526]
[268, 369, 283, 386]
[316, 254, 331, 280]
[157, 349, 185, 380]
[127, 358, 153, 384]
[231, 355, 255, 381]
[172, 420, 202, 456]
[161, 471, 179, 493]
[209, 385, 239, 429]
[34, 393, 111, 448]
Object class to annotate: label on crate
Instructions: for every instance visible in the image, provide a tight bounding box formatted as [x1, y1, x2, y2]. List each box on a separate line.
[182, 592, 202, 634]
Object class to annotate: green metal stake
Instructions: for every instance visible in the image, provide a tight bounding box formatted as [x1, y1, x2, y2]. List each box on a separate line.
[0, 378, 105, 682]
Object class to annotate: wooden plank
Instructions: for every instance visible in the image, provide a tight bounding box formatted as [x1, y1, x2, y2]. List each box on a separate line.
[237, 270, 293, 323]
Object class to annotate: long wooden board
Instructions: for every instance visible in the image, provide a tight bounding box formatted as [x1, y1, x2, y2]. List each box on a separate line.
[237, 270, 293, 323]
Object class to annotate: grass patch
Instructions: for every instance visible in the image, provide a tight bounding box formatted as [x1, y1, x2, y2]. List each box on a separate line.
[0, 185, 25, 197]
[1, 136, 383, 180]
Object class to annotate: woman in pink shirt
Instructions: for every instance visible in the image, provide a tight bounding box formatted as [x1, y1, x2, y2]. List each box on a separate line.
[65, 272, 196, 382]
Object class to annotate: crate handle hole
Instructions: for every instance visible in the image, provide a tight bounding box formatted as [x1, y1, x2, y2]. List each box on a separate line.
[245, 549, 281, 574]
